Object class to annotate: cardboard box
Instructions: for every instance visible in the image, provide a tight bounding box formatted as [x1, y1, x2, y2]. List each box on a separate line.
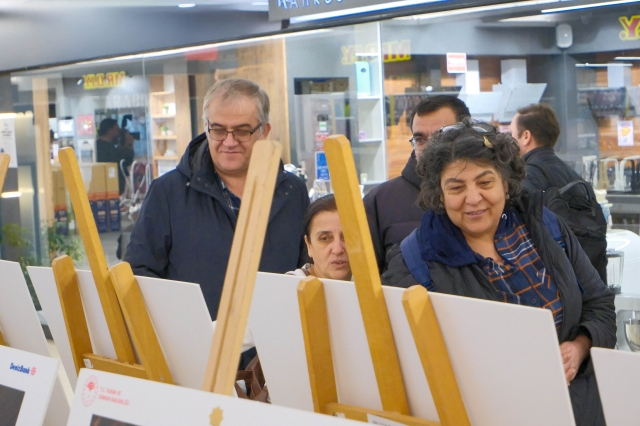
[108, 198, 121, 232]
[80, 163, 107, 200]
[91, 199, 109, 233]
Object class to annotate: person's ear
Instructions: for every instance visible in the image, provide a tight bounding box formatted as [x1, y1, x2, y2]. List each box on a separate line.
[260, 122, 272, 140]
[522, 130, 533, 147]
[304, 235, 314, 259]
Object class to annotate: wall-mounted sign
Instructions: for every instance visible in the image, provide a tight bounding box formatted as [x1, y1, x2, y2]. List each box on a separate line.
[618, 120, 634, 146]
[83, 71, 126, 90]
[0, 116, 17, 168]
[446, 52, 467, 74]
[619, 15, 640, 41]
[341, 40, 411, 65]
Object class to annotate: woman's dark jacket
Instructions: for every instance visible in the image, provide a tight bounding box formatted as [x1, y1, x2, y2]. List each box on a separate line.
[381, 191, 616, 426]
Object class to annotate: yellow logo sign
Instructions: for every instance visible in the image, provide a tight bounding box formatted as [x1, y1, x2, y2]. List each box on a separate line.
[83, 72, 126, 90]
[619, 15, 640, 41]
[209, 406, 223, 426]
[341, 40, 411, 65]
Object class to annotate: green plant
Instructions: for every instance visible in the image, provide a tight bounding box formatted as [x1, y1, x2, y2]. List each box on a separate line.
[1, 223, 85, 311]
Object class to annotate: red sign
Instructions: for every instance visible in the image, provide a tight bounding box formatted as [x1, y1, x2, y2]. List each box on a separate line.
[446, 53, 467, 74]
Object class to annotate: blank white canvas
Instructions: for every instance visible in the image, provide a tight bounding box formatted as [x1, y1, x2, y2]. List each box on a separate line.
[249, 272, 575, 426]
[29, 266, 78, 389]
[30, 266, 214, 389]
[591, 347, 640, 426]
[0, 260, 70, 425]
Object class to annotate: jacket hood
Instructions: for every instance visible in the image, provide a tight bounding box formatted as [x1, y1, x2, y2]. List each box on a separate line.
[401, 151, 421, 189]
[176, 132, 208, 178]
[418, 194, 535, 267]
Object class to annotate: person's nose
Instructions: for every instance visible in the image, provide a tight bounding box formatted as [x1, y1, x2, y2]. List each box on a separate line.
[331, 239, 346, 255]
[465, 185, 482, 205]
[221, 131, 238, 146]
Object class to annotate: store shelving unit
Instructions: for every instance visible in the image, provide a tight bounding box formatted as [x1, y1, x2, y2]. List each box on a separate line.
[148, 75, 191, 178]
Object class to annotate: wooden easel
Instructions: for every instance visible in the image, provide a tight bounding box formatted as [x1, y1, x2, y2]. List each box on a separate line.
[55, 147, 173, 383]
[202, 139, 283, 395]
[0, 152, 10, 347]
[297, 135, 469, 425]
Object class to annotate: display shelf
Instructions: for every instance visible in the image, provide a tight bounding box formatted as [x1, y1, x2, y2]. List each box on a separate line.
[152, 135, 177, 140]
[357, 95, 381, 101]
[150, 91, 174, 96]
[151, 114, 176, 120]
[359, 138, 383, 143]
[153, 155, 179, 161]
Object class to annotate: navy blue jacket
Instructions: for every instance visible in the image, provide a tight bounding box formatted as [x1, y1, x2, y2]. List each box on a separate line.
[124, 133, 309, 319]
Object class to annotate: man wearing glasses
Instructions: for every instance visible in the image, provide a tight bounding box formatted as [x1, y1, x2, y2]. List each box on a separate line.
[364, 96, 469, 273]
[125, 78, 309, 322]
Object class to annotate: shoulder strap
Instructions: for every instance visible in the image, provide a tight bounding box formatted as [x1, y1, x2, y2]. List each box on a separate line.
[400, 229, 433, 290]
[542, 207, 565, 248]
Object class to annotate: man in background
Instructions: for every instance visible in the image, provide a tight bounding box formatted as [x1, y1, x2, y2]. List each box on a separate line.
[364, 96, 470, 273]
[96, 117, 133, 194]
[510, 102, 607, 283]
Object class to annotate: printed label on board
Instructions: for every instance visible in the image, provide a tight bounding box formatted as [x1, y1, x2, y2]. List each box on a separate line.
[366, 413, 408, 426]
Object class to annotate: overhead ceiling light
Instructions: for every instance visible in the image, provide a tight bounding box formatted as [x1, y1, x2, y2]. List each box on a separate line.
[1, 191, 22, 199]
[542, 0, 640, 13]
[575, 63, 633, 67]
[615, 56, 640, 60]
[394, 0, 560, 21]
[178, 3, 196, 8]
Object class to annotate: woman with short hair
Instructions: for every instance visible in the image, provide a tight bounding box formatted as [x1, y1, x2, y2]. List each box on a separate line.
[382, 119, 615, 426]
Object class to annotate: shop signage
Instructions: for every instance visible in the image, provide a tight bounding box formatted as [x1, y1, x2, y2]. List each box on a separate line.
[270, 0, 451, 21]
[446, 52, 467, 73]
[83, 71, 126, 90]
[0, 115, 17, 168]
[341, 40, 411, 64]
[619, 15, 640, 41]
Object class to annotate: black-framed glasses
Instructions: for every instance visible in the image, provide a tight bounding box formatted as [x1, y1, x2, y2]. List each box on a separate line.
[207, 121, 262, 143]
[439, 121, 497, 135]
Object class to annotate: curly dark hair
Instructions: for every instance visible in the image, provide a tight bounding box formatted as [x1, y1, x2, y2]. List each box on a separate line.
[415, 119, 526, 213]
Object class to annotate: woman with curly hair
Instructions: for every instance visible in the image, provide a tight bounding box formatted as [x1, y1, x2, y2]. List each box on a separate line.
[382, 119, 615, 426]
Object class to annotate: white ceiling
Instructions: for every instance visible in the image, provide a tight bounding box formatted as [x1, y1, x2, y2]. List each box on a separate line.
[0, 0, 268, 11]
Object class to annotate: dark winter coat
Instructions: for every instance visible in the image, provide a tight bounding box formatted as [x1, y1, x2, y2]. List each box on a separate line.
[523, 146, 583, 191]
[382, 191, 616, 426]
[124, 133, 309, 319]
[364, 151, 423, 273]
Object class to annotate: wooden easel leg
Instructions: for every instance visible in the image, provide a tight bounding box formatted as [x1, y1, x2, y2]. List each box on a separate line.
[402, 286, 470, 426]
[109, 262, 174, 384]
[52, 255, 93, 376]
[297, 276, 338, 413]
[59, 147, 136, 364]
[0, 328, 5, 346]
[324, 135, 409, 415]
[202, 140, 283, 395]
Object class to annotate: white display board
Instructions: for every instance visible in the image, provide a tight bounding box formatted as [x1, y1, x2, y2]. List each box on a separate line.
[0, 344, 59, 426]
[591, 347, 640, 426]
[248, 272, 575, 426]
[0, 261, 70, 425]
[29, 267, 214, 389]
[68, 368, 361, 425]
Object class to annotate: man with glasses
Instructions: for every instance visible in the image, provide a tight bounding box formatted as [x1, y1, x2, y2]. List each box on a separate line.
[364, 95, 469, 273]
[125, 78, 309, 322]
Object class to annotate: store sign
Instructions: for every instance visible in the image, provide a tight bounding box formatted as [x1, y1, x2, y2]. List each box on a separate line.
[341, 40, 411, 64]
[619, 15, 640, 41]
[83, 71, 126, 90]
[446, 52, 467, 73]
[269, 0, 448, 21]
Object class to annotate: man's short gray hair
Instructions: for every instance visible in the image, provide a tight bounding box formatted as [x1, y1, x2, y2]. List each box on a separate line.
[201, 78, 270, 128]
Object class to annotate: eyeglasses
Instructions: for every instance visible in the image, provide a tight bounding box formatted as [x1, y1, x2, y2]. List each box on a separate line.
[439, 121, 497, 135]
[409, 135, 429, 150]
[207, 122, 262, 143]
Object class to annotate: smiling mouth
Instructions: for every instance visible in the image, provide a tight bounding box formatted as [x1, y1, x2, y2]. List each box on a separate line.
[465, 209, 487, 217]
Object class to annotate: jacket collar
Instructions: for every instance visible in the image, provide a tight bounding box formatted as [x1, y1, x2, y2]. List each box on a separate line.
[417, 206, 517, 267]
[401, 151, 421, 189]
